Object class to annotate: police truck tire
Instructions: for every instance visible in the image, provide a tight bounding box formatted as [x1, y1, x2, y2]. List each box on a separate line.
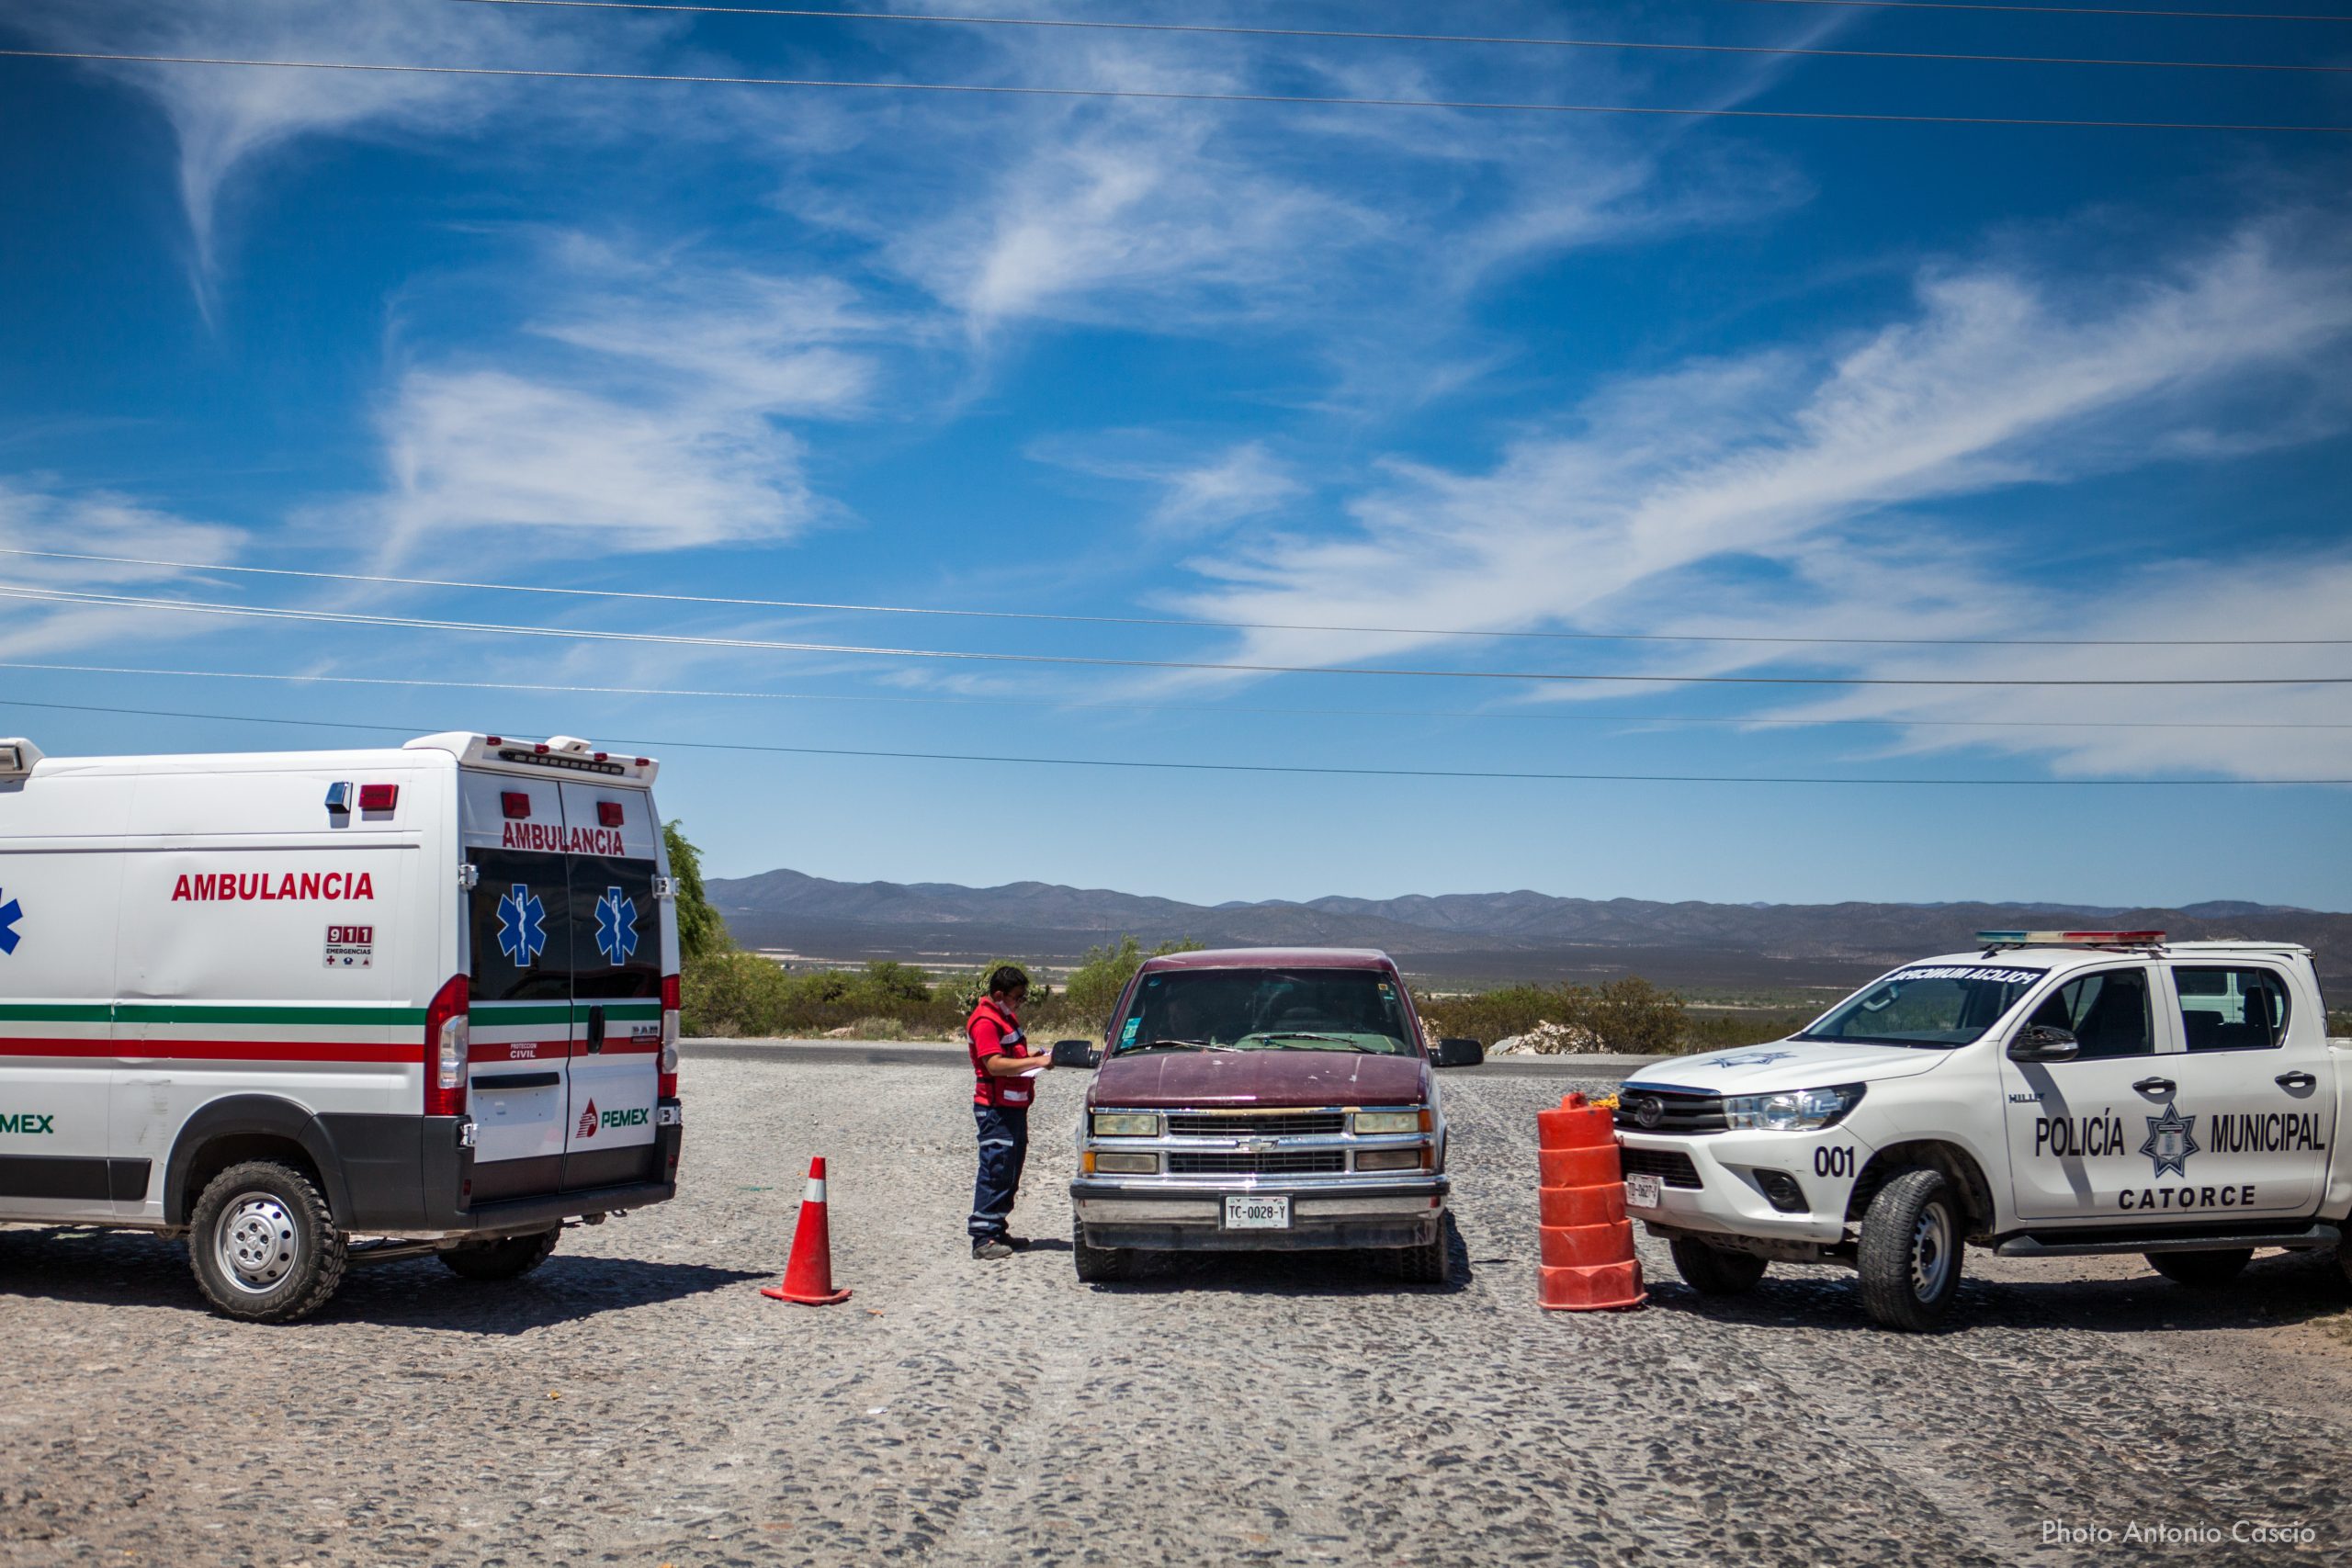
[440, 1227, 561, 1280]
[188, 1159, 347, 1324]
[1857, 1168, 1963, 1332]
[1072, 1217, 1129, 1283]
[1669, 1235, 1769, 1295]
[2146, 1248, 2252, 1288]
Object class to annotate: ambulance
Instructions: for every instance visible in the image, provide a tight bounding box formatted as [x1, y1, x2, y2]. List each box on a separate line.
[0, 732, 684, 1322]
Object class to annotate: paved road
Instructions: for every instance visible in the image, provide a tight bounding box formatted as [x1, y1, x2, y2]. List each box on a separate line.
[4, 1056, 2348, 1566]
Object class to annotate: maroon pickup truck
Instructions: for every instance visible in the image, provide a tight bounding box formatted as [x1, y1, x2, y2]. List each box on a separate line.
[1053, 948, 1483, 1282]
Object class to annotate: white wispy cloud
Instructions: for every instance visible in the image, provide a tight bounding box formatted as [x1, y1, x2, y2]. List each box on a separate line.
[1158, 220, 2352, 775]
[357, 249, 882, 557]
[0, 479, 247, 658]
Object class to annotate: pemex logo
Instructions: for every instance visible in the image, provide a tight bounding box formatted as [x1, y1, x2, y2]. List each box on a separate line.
[577, 1099, 600, 1140]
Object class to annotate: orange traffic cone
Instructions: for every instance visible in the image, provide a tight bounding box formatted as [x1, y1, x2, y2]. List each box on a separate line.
[1537, 1092, 1645, 1311]
[762, 1156, 853, 1305]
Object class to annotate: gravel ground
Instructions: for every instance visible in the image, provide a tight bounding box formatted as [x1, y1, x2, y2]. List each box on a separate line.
[4, 1053, 2351, 1567]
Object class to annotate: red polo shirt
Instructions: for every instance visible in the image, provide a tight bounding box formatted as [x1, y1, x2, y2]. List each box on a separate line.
[967, 998, 1035, 1109]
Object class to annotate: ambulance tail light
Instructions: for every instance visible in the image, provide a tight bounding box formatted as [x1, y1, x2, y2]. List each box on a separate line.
[425, 974, 470, 1118]
[659, 974, 681, 1099]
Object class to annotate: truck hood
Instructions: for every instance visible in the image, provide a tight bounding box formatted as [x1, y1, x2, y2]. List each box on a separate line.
[1623, 1039, 1953, 1095]
[1090, 1049, 1431, 1110]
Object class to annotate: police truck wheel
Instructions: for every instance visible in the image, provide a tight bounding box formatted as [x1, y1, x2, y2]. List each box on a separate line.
[1857, 1168, 1962, 1332]
[439, 1227, 560, 1280]
[1669, 1235, 1769, 1296]
[2146, 1248, 2252, 1288]
[1072, 1217, 1128, 1283]
[188, 1160, 347, 1324]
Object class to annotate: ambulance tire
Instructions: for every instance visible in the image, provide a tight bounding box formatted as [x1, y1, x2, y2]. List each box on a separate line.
[1857, 1168, 1963, 1333]
[1669, 1235, 1769, 1296]
[439, 1227, 561, 1280]
[188, 1159, 348, 1325]
[1072, 1217, 1129, 1283]
[2146, 1248, 2252, 1288]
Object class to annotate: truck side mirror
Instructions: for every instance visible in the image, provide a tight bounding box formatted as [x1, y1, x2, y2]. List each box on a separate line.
[1432, 1037, 1485, 1068]
[2008, 1023, 2079, 1063]
[1051, 1039, 1102, 1069]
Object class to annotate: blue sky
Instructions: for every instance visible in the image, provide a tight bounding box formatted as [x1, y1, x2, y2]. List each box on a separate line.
[2, 0, 2348, 909]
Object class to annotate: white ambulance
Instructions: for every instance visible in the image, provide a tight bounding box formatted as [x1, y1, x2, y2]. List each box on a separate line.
[0, 732, 684, 1322]
[1616, 931, 2349, 1330]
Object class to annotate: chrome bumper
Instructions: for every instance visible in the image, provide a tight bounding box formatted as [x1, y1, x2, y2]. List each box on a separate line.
[1070, 1175, 1448, 1251]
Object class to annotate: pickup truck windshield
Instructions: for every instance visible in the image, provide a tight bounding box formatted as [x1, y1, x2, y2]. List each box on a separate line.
[1798, 964, 2045, 1049]
[1114, 968, 1418, 1056]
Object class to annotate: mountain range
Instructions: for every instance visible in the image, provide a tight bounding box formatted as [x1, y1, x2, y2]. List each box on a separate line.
[706, 868, 2352, 994]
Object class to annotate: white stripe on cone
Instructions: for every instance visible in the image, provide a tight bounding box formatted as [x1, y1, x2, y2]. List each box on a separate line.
[806, 1177, 827, 1202]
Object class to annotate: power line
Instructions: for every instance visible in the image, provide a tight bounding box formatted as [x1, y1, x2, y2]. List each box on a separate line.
[436, 0, 2352, 73]
[9, 581, 2349, 686]
[7, 548, 2347, 649]
[10, 660, 2344, 730]
[4, 47, 2344, 132]
[1721, 0, 2352, 19]
[6, 696, 2344, 785]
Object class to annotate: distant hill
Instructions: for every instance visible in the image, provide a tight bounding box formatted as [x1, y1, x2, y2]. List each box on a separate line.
[707, 869, 2351, 995]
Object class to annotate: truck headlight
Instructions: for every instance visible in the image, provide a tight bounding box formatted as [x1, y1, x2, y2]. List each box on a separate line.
[1352, 1110, 1426, 1134]
[1091, 1112, 1160, 1137]
[1092, 1151, 1159, 1175]
[1723, 1084, 1864, 1132]
[1354, 1147, 1426, 1172]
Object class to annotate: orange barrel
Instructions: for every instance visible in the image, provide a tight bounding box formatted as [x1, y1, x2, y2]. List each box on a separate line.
[1537, 1092, 1613, 1151]
[1536, 1092, 1645, 1312]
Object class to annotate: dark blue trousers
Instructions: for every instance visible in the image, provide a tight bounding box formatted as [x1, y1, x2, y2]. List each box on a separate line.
[969, 1103, 1030, 1240]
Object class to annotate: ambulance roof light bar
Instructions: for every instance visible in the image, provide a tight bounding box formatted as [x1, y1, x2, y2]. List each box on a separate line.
[1977, 930, 2167, 953]
[0, 739, 40, 780]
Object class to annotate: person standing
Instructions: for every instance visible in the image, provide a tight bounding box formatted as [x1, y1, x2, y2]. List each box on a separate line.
[967, 964, 1050, 1260]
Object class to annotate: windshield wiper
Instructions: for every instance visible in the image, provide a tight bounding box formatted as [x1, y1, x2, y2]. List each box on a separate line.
[1121, 1038, 1245, 1054]
[1248, 1032, 1389, 1053]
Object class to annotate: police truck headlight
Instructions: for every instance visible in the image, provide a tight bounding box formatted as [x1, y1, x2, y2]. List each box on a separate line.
[1722, 1084, 1864, 1132]
[1352, 1110, 1426, 1134]
[1091, 1112, 1160, 1137]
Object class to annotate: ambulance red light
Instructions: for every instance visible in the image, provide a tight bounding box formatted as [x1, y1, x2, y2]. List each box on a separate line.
[501, 791, 531, 820]
[424, 974, 470, 1118]
[356, 784, 398, 812]
[597, 801, 625, 829]
[660, 973, 681, 1099]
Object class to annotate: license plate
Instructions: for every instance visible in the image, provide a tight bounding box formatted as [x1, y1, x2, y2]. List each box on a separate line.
[1223, 1194, 1290, 1229]
[1624, 1173, 1662, 1209]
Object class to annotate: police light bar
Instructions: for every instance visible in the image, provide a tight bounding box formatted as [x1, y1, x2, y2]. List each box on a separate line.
[1977, 930, 2167, 949]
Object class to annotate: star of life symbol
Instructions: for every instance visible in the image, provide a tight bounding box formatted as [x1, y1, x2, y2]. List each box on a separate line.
[0, 886, 20, 956]
[496, 884, 548, 966]
[594, 886, 639, 966]
[2141, 1102, 2199, 1179]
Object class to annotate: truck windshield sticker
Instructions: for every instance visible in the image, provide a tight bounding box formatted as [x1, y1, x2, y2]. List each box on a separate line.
[496, 884, 549, 966]
[594, 886, 639, 966]
[1887, 964, 2043, 986]
[0, 886, 19, 955]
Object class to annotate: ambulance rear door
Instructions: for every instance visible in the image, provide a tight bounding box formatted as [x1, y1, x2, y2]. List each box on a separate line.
[459, 770, 576, 1203]
[556, 782, 662, 1191]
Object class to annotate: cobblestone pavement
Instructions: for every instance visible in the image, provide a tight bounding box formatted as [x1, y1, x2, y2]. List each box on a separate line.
[5, 1055, 2350, 1567]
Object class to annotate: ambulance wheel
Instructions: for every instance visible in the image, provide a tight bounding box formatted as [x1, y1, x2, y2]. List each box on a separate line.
[188, 1160, 347, 1324]
[1669, 1235, 1769, 1296]
[1857, 1168, 1962, 1332]
[1072, 1218, 1129, 1283]
[2146, 1249, 2252, 1288]
[440, 1227, 560, 1280]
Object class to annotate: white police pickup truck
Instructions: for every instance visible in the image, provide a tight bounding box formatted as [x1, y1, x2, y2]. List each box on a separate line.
[0, 732, 684, 1322]
[1617, 931, 2346, 1330]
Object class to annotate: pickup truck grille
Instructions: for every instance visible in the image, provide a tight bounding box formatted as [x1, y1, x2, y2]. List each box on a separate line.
[1165, 1112, 1347, 1138]
[1614, 1088, 1728, 1135]
[1168, 1150, 1347, 1176]
[1619, 1148, 1703, 1189]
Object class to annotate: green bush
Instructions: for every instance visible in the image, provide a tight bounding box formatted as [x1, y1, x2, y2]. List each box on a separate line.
[1061, 936, 1206, 1035]
[1417, 977, 1691, 1055]
[662, 820, 729, 961]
